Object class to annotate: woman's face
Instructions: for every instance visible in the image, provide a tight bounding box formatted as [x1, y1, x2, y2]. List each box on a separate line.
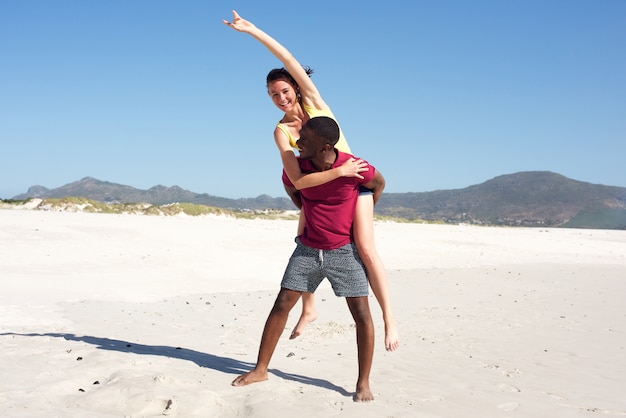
[268, 79, 298, 112]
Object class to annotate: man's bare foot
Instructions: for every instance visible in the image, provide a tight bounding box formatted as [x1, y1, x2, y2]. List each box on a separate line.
[231, 369, 268, 387]
[353, 384, 375, 402]
[289, 311, 318, 339]
[384, 319, 400, 351]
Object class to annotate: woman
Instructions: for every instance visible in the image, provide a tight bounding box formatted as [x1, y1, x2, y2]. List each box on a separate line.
[223, 10, 399, 351]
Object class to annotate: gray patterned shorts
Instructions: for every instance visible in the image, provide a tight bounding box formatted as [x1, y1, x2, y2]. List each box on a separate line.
[281, 238, 369, 297]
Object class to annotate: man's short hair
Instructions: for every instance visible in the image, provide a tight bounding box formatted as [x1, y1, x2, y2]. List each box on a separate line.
[303, 116, 340, 146]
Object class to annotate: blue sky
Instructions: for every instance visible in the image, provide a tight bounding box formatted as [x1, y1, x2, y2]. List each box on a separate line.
[1, 1, 624, 199]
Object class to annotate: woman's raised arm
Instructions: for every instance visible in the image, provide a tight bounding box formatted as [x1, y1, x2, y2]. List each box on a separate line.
[222, 10, 325, 110]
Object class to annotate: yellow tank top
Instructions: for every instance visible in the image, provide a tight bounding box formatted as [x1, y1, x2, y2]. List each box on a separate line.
[276, 104, 351, 153]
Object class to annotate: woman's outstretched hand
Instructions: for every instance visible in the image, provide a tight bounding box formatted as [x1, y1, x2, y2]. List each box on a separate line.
[338, 158, 368, 179]
[222, 10, 254, 33]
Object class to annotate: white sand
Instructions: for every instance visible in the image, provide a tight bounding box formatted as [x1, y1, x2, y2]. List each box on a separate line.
[1, 209, 625, 417]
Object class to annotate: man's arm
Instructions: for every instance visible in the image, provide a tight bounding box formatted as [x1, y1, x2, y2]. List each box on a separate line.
[362, 170, 385, 205]
[284, 184, 302, 209]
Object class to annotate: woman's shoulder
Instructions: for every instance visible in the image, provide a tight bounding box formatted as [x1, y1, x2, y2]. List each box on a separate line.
[303, 103, 335, 119]
[274, 122, 298, 150]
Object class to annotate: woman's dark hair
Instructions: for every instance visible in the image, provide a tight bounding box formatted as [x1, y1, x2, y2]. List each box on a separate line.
[266, 66, 314, 90]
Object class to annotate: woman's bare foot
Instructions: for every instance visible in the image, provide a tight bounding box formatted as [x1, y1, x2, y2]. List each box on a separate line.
[289, 310, 318, 339]
[353, 384, 375, 402]
[231, 369, 268, 387]
[384, 319, 400, 351]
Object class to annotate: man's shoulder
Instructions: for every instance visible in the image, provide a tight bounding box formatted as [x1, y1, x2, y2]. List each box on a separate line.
[335, 150, 376, 185]
[336, 150, 374, 169]
[335, 150, 355, 162]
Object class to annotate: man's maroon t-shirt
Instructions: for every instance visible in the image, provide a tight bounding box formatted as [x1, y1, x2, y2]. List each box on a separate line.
[282, 151, 375, 250]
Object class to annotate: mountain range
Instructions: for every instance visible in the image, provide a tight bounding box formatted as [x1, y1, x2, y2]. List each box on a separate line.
[10, 171, 626, 230]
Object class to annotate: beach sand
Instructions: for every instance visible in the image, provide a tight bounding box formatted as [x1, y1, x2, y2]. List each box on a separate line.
[1, 209, 625, 417]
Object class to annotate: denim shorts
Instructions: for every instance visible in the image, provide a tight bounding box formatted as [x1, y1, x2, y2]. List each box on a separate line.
[358, 186, 374, 196]
[281, 238, 369, 297]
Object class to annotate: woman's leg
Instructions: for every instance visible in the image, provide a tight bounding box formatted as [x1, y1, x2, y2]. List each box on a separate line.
[290, 291, 318, 339]
[290, 210, 318, 339]
[353, 195, 399, 351]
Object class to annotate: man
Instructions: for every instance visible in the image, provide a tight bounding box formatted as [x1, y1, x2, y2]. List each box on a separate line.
[231, 116, 385, 402]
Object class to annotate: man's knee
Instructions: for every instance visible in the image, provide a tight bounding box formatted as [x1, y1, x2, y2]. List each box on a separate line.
[347, 297, 373, 324]
[273, 288, 301, 313]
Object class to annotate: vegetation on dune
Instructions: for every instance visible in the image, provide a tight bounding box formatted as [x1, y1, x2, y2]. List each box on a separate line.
[0, 197, 304, 221]
[562, 208, 626, 230]
[0, 197, 426, 223]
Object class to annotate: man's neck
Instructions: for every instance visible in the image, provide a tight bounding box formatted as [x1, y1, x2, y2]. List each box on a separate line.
[310, 149, 338, 172]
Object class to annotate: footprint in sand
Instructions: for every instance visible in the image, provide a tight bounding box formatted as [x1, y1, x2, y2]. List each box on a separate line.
[543, 391, 565, 400]
[498, 401, 519, 412]
[418, 395, 445, 402]
[498, 383, 521, 393]
[503, 368, 522, 377]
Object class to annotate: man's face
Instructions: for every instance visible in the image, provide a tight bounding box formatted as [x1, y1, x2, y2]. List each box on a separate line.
[296, 127, 323, 160]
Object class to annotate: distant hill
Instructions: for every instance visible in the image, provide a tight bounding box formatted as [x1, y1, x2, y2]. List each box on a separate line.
[10, 172, 626, 229]
[376, 172, 626, 229]
[13, 177, 295, 211]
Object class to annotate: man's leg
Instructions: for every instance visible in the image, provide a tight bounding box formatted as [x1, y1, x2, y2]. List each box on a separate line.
[232, 288, 302, 386]
[345, 296, 375, 401]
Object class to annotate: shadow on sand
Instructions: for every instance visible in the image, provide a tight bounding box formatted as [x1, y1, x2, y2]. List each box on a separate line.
[1, 332, 351, 397]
